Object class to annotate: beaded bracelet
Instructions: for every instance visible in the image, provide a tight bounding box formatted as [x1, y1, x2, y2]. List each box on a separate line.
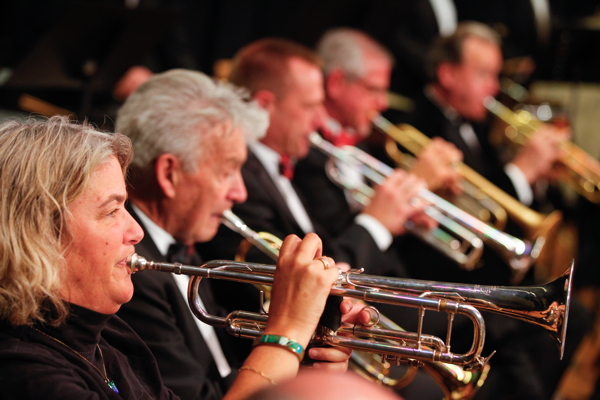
[253, 334, 305, 362]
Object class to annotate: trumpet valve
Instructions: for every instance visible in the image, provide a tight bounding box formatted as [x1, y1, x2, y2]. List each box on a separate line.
[407, 359, 425, 368]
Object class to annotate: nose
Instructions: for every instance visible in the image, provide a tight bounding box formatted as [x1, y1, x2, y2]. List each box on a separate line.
[375, 90, 389, 112]
[489, 77, 500, 97]
[313, 105, 329, 131]
[229, 172, 248, 204]
[125, 212, 144, 245]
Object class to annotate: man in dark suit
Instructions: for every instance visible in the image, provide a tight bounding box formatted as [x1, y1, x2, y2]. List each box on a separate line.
[200, 38, 428, 280]
[114, 69, 352, 400]
[393, 21, 570, 284]
[400, 21, 590, 399]
[406, 21, 567, 207]
[294, 28, 462, 252]
[289, 27, 551, 400]
[113, 69, 265, 400]
[196, 38, 434, 373]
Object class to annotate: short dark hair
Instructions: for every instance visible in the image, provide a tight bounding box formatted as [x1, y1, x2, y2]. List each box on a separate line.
[426, 21, 502, 82]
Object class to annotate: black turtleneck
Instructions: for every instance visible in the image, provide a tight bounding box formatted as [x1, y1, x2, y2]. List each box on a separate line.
[0, 303, 177, 400]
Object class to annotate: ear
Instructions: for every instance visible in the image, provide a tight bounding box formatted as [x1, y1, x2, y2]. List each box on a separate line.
[324, 68, 346, 99]
[436, 63, 456, 90]
[154, 153, 183, 199]
[253, 90, 276, 112]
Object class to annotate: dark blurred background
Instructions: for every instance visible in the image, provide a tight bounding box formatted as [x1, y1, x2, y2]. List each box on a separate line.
[1, 0, 600, 130]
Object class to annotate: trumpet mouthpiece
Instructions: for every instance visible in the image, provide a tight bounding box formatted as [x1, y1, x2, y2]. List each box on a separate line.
[127, 253, 149, 273]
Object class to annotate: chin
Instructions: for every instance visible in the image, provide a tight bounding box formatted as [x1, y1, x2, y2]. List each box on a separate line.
[116, 286, 135, 309]
[296, 145, 310, 160]
[197, 226, 219, 243]
[357, 125, 371, 139]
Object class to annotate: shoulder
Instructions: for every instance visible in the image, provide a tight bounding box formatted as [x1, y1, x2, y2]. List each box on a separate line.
[0, 329, 70, 368]
[0, 328, 100, 399]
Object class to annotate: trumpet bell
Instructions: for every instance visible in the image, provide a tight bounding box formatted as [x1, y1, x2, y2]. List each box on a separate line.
[348, 260, 574, 359]
[484, 96, 600, 203]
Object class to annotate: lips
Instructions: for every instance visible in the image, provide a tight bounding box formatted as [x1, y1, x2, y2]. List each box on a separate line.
[117, 255, 133, 272]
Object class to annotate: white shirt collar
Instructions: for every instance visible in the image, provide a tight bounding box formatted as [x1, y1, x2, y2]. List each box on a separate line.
[248, 141, 314, 234]
[130, 203, 176, 256]
[129, 204, 233, 378]
[249, 140, 284, 179]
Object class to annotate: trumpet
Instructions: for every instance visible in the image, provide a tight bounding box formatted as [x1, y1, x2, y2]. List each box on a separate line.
[222, 210, 489, 399]
[384, 136, 508, 230]
[373, 116, 563, 283]
[311, 133, 484, 270]
[310, 133, 540, 281]
[126, 253, 573, 364]
[484, 96, 600, 203]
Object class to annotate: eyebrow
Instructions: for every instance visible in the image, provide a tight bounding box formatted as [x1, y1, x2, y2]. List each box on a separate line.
[98, 194, 127, 208]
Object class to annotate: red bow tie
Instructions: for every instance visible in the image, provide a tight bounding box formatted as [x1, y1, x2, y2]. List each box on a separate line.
[279, 154, 295, 180]
[321, 127, 359, 148]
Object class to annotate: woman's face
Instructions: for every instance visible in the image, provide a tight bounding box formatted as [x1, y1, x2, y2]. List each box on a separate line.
[60, 156, 143, 314]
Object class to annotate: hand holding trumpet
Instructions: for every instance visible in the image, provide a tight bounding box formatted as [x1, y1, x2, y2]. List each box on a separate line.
[410, 137, 464, 194]
[362, 170, 431, 236]
[267, 233, 340, 351]
[511, 124, 571, 184]
[267, 233, 374, 372]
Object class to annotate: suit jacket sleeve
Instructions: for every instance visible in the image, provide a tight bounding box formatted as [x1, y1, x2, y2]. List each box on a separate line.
[118, 211, 236, 400]
[119, 270, 222, 400]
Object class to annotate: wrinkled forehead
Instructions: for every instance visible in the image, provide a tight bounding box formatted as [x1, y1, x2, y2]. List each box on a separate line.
[197, 124, 246, 160]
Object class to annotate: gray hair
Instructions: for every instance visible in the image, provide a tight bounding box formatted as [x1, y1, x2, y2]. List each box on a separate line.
[116, 69, 268, 176]
[317, 27, 394, 81]
[426, 21, 502, 82]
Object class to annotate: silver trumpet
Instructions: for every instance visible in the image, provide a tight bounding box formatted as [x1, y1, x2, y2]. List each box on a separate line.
[310, 133, 543, 280]
[127, 243, 572, 368]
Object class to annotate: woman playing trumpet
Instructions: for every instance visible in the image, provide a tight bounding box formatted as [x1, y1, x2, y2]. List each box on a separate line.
[0, 117, 359, 400]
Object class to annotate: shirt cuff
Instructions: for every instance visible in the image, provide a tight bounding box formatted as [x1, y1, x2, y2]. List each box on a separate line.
[504, 163, 534, 206]
[354, 213, 394, 251]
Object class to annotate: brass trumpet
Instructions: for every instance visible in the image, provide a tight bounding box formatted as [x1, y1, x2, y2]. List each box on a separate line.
[373, 116, 563, 284]
[222, 210, 489, 399]
[310, 133, 541, 281]
[384, 138, 508, 230]
[484, 96, 600, 203]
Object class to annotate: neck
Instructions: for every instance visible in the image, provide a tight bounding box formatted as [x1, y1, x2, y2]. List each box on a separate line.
[429, 83, 453, 110]
[323, 98, 348, 130]
[128, 196, 180, 240]
[259, 134, 287, 157]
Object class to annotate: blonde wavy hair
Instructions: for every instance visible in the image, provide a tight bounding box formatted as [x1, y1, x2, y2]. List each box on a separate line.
[0, 116, 132, 326]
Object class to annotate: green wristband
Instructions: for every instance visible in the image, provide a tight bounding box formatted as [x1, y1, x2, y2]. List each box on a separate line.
[253, 334, 305, 362]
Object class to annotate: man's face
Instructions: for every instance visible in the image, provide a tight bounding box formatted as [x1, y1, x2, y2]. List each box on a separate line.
[173, 127, 248, 244]
[443, 37, 502, 121]
[328, 53, 391, 137]
[265, 58, 326, 159]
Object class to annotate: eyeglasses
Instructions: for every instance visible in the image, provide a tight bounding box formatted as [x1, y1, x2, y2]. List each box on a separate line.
[352, 79, 388, 96]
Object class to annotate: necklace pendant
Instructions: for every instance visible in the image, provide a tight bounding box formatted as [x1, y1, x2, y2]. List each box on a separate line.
[107, 380, 119, 393]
